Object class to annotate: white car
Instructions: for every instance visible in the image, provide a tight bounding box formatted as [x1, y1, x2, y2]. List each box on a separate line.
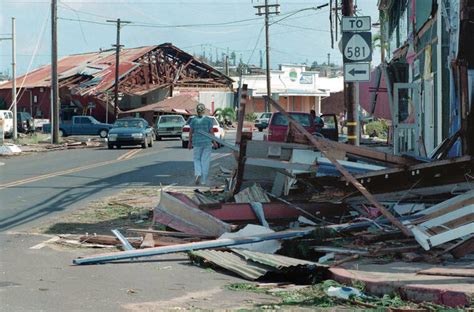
[181, 116, 225, 148]
[0, 110, 14, 138]
[254, 112, 272, 132]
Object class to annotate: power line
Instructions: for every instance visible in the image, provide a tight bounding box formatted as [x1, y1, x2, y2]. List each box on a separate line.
[57, 17, 112, 26]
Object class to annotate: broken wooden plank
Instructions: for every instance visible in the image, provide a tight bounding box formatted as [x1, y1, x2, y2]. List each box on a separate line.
[73, 227, 315, 265]
[234, 184, 270, 203]
[266, 96, 412, 236]
[127, 228, 212, 239]
[140, 233, 155, 249]
[417, 268, 474, 278]
[79, 235, 142, 248]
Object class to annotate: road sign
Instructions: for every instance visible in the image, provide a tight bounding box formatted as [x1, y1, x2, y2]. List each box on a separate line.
[342, 32, 372, 63]
[344, 63, 370, 82]
[342, 16, 371, 32]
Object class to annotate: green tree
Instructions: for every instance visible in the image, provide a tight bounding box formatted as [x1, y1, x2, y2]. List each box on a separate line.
[214, 107, 236, 125]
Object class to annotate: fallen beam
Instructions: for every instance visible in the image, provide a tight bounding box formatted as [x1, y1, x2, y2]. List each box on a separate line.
[111, 229, 134, 251]
[266, 96, 412, 236]
[73, 227, 315, 265]
[196, 130, 239, 152]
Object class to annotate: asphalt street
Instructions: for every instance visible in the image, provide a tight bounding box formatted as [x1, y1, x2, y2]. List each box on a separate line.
[0, 131, 282, 311]
[0, 136, 233, 232]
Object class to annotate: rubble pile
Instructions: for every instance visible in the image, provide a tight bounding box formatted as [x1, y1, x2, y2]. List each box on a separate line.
[70, 102, 473, 309]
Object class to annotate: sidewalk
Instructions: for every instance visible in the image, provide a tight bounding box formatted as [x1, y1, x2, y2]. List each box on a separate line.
[330, 259, 474, 307]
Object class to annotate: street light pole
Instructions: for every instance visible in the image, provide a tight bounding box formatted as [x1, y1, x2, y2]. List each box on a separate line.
[254, 1, 280, 112]
[106, 18, 131, 121]
[11, 17, 17, 140]
[51, 0, 59, 144]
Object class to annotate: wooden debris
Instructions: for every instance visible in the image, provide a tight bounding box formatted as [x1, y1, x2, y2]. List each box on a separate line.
[234, 184, 271, 203]
[140, 233, 155, 249]
[450, 236, 474, 259]
[79, 235, 142, 248]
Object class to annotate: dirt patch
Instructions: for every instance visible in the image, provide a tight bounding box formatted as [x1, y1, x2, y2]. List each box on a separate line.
[33, 185, 210, 236]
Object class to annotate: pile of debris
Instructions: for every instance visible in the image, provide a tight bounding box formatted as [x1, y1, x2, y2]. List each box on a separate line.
[71, 98, 473, 308]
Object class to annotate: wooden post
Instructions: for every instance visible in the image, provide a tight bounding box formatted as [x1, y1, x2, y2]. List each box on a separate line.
[266, 96, 412, 236]
[235, 84, 248, 145]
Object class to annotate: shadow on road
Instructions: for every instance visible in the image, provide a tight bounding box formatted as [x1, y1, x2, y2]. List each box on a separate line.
[0, 160, 195, 232]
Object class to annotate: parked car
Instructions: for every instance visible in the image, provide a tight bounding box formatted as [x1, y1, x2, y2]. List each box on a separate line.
[181, 116, 225, 148]
[319, 114, 339, 141]
[254, 112, 272, 132]
[17, 112, 35, 134]
[155, 114, 186, 141]
[43, 116, 112, 138]
[0, 110, 14, 138]
[107, 117, 154, 149]
[266, 112, 339, 142]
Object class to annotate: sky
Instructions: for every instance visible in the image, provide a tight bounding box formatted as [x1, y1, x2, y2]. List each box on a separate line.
[0, 0, 381, 77]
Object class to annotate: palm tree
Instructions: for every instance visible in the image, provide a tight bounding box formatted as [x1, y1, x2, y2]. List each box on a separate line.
[213, 107, 236, 126]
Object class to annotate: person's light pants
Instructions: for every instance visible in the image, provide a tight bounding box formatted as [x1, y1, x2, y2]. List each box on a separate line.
[193, 145, 212, 184]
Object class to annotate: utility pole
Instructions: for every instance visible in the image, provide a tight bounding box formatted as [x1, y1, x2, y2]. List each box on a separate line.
[225, 55, 229, 76]
[51, 0, 59, 144]
[342, 0, 356, 145]
[106, 18, 131, 120]
[254, 1, 280, 112]
[11, 17, 17, 141]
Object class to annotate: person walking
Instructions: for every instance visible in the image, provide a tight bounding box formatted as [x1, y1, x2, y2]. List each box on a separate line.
[188, 103, 218, 185]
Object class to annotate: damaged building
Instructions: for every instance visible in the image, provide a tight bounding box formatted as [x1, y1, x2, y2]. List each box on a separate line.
[362, 0, 474, 157]
[0, 43, 233, 122]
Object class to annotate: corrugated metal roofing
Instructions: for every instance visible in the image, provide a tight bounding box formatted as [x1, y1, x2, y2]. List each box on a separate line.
[231, 249, 317, 269]
[122, 95, 210, 115]
[190, 249, 318, 281]
[0, 46, 157, 90]
[191, 250, 270, 280]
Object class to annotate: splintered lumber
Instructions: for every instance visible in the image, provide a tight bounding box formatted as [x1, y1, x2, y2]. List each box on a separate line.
[79, 235, 142, 248]
[73, 227, 315, 265]
[403, 190, 474, 250]
[266, 96, 412, 236]
[127, 229, 213, 238]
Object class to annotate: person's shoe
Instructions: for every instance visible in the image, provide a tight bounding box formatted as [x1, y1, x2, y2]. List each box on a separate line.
[194, 176, 201, 185]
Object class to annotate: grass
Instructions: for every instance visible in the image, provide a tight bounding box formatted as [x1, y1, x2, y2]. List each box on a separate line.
[226, 280, 464, 311]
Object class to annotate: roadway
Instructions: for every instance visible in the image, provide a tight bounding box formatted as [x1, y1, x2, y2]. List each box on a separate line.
[0, 135, 234, 232]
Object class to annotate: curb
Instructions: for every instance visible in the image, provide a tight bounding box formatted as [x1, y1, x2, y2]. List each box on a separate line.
[329, 267, 471, 307]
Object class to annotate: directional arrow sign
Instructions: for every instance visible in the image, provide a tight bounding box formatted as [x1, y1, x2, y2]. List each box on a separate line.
[342, 32, 372, 63]
[344, 63, 370, 82]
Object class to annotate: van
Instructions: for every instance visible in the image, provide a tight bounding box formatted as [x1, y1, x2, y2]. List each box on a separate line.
[266, 112, 339, 142]
[267, 112, 315, 142]
[0, 110, 14, 138]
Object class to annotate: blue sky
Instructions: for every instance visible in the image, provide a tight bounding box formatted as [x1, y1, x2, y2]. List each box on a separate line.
[0, 0, 380, 76]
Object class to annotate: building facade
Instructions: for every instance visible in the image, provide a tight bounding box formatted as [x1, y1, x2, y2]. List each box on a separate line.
[233, 64, 343, 115]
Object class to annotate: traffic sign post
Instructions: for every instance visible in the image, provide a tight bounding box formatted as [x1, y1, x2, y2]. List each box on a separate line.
[344, 63, 370, 82]
[342, 32, 372, 63]
[341, 16, 372, 146]
[342, 16, 371, 32]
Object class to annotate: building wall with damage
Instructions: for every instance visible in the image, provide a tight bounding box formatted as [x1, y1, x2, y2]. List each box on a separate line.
[380, 0, 450, 155]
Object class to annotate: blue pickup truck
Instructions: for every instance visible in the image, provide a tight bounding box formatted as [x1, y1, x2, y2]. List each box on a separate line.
[43, 116, 112, 138]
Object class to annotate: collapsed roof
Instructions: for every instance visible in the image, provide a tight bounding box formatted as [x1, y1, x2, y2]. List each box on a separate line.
[0, 43, 233, 101]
